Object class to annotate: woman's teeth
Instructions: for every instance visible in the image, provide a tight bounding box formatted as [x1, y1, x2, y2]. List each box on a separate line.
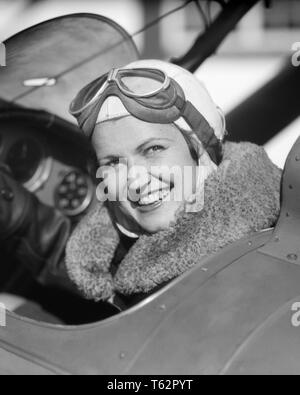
[138, 189, 170, 206]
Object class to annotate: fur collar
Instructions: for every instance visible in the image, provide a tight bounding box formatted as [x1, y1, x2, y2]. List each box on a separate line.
[66, 142, 282, 301]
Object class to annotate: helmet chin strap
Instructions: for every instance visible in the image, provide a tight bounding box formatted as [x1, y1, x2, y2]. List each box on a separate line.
[115, 222, 140, 239]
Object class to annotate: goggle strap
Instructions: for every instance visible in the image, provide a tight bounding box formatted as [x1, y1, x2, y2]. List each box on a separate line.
[182, 101, 222, 165]
[83, 94, 107, 139]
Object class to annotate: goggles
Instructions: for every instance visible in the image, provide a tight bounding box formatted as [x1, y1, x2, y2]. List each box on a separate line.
[70, 68, 223, 165]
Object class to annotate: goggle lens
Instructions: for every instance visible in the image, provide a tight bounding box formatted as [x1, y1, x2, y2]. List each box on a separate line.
[71, 68, 169, 115]
[117, 69, 168, 98]
[70, 74, 108, 114]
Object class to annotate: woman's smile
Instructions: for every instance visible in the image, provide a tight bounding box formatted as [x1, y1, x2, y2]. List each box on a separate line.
[131, 186, 174, 212]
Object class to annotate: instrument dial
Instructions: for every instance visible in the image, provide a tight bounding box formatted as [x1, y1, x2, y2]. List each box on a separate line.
[55, 170, 94, 216]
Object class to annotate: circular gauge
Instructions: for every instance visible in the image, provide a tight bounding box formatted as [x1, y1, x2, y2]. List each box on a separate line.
[54, 170, 94, 217]
[5, 138, 52, 192]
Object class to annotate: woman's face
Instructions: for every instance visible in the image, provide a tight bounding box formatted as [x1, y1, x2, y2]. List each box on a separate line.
[93, 116, 198, 234]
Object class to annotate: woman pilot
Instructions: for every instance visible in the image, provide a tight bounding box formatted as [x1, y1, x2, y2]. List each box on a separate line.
[0, 60, 282, 313]
[65, 59, 282, 308]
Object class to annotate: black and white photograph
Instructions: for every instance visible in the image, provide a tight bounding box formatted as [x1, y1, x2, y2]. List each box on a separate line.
[0, 0, 299, 377]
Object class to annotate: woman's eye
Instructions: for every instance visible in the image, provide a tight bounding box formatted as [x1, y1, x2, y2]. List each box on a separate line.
[99, 158, 120, 168]
[146, 145, 165, 155]
[108, 158, 120, 167]
[109, 158, 120, 166]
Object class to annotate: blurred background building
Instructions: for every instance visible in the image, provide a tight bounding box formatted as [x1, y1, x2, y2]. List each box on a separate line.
[0, 0, 299, 168]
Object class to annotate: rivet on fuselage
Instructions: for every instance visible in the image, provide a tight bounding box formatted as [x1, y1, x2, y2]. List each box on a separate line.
[287, 254, 298, 262]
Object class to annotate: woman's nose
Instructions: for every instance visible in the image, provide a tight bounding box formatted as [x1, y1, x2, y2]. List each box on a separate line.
[127, 162, 151, 199]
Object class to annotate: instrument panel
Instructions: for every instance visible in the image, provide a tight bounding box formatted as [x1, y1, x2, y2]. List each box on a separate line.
[0, 113, 97, 221]
[5, 137, 52, 192]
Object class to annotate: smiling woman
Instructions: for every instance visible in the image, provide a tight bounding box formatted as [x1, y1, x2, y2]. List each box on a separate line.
[65, 59, 282, 308]
[93, 117, 199, 235]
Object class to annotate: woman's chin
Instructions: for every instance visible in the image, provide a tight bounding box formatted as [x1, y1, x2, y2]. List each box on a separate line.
[134, 201, 180, 234]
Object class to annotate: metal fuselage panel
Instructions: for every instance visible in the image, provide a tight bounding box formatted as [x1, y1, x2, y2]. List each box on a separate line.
[1, 228, 300, 375]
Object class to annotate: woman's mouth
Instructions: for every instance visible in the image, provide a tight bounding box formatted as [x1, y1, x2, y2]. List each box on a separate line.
[132, 188, 173, 212]
[138, 188, 170, 205]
